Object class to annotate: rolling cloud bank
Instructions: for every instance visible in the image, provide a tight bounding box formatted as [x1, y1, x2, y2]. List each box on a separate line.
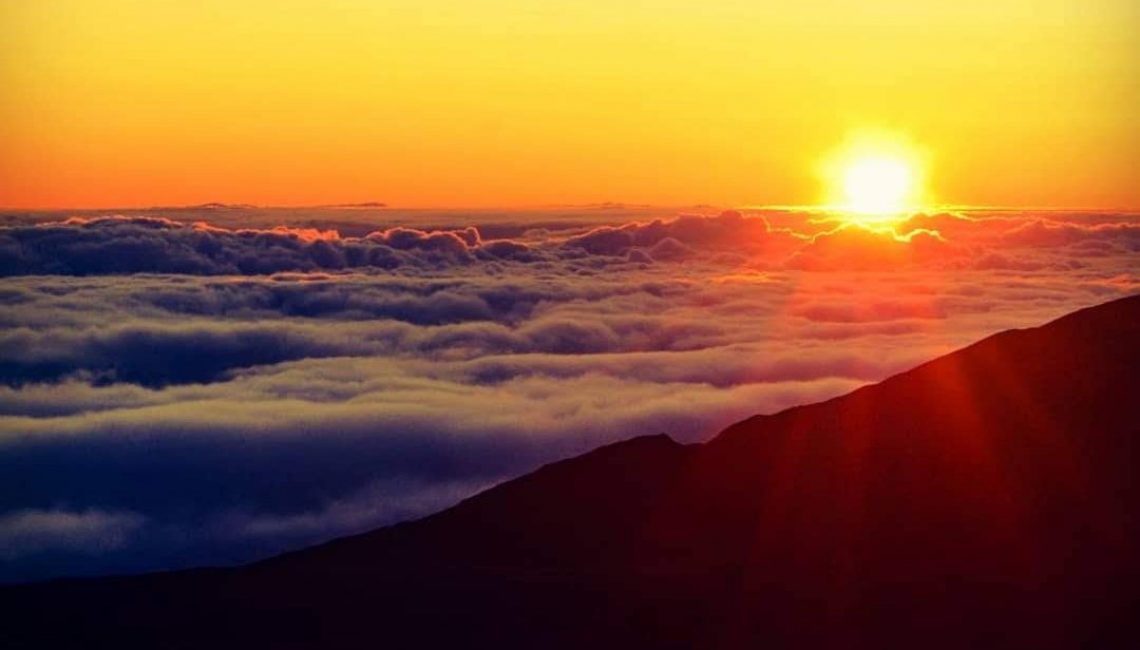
[1, 207, 1137, 581]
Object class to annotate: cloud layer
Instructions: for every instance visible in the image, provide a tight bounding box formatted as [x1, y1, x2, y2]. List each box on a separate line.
[1, 207, 1136, 581]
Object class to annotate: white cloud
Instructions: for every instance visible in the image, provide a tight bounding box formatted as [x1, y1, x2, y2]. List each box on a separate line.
[0, 509, 145, 561]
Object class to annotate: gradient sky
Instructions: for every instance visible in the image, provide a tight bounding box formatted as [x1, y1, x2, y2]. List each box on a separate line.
[2, 0, 1137, 209]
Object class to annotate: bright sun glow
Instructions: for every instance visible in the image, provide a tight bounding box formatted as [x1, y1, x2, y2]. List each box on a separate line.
[842, 156, 914, 216]
[821, 131, 929, 224]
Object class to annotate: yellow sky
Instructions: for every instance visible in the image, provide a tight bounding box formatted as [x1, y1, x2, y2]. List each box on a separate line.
[1, 0, 1137, 209]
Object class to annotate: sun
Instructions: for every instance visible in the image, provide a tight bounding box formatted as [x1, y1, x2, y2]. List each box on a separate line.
[821, 130, 929, 224]
[841, 155, 914, 216]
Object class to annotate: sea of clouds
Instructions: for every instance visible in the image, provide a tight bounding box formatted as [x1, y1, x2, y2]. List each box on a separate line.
[1, 206, 1136, 581]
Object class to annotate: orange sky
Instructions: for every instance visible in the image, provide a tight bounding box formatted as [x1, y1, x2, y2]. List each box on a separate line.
[1, 0, 1137, 209]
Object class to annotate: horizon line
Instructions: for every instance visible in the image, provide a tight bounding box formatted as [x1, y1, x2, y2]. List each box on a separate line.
[3, 202, 1140, 215]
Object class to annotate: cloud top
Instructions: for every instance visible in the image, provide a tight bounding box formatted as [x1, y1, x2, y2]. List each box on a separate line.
[0, 207, 1136, 581]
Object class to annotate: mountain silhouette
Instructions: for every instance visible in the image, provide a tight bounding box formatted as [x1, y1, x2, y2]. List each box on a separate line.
[5, 295, 1139, 649]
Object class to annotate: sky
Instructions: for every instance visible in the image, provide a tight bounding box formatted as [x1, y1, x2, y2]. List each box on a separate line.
[1, 205, 1137, 580]
[2, 0, 1138, 209]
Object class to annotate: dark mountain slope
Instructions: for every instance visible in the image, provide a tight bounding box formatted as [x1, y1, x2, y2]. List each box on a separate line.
[5, 295, 1139, 649]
